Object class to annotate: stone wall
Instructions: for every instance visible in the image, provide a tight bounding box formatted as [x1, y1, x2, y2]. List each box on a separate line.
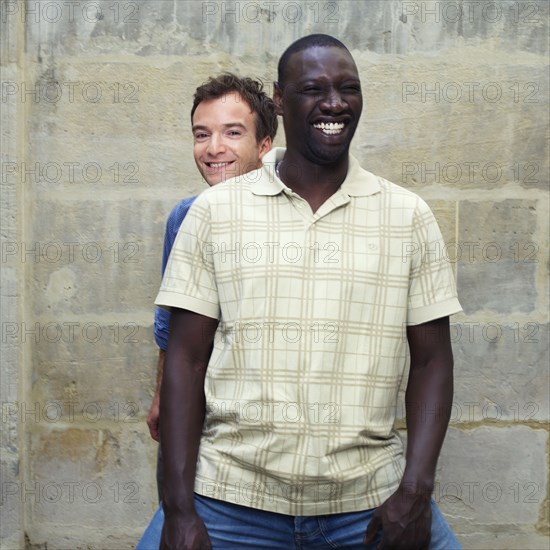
[1, 1, 548, 548]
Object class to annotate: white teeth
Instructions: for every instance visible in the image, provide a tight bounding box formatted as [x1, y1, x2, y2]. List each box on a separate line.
[313, 122, 345, 135]
[209, 162, 230, 168]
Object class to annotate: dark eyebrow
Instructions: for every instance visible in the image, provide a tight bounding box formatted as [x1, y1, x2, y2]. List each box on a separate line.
[192, 122, 248, 132]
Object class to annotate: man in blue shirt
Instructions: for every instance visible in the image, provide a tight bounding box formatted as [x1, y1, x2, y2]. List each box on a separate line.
[146, 73, 278, 501]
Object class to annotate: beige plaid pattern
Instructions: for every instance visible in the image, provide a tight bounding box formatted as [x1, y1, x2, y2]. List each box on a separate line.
[156, 148, 462, 515]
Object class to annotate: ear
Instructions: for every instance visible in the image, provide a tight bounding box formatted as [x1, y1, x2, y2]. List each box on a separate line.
[257, 136, 272, 159]
[273, 82, 284, 116]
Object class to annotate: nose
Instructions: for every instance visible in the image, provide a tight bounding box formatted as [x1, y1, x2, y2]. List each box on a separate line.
[319, 87, 346, 113]
[206, 133, 226, 155]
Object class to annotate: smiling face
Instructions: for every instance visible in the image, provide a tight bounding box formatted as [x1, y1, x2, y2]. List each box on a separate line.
[274, 46, 362, 165]
[192, 92, 271, 185]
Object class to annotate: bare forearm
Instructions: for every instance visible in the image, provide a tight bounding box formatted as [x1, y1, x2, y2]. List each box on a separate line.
[159, 309, 218, 514]
[160, 352, 206, 512]
[403, 318, 454, 493]
[402, 358, 453, 493]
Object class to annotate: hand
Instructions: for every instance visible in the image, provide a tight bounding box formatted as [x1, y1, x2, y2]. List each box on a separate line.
[160, 511, 212, 550]
[364, 487, 432, 549]
[146, 391, 160, 441]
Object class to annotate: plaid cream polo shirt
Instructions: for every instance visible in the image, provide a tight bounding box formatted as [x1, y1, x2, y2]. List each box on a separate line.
[155, 147, 462, 516]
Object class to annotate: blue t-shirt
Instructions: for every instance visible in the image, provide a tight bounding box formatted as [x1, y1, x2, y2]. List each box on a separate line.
[154, 196, 197, 350]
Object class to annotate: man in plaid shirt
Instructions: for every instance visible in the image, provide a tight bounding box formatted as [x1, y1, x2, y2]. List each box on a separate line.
[148, 35, 462, 550]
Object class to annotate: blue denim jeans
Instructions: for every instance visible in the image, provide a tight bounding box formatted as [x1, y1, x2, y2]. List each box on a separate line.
[136, 494, 461, 549]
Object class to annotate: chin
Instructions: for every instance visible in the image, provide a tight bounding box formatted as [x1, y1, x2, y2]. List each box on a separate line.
[201, 171, 222, 186]
[309, 146, 349, 165]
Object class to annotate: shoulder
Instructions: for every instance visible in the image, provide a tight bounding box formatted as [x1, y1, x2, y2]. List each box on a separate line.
[371, 172, 433, 215]
[346, 155, 427, 212]
[350, 160, 436, 232]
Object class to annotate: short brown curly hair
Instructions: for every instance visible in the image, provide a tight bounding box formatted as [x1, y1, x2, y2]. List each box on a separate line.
[191, 73, 278, 144]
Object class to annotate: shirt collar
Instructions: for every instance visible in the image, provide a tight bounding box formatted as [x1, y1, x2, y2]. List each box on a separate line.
[252, 148, 288, 196]
[252, 147, 381, 198]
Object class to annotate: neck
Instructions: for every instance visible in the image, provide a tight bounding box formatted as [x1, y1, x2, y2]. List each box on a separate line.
[278, 151, 349, 211]
[279, 151, 349, 195]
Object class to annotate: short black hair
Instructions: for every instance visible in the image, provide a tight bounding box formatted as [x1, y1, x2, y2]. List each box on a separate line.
[277, 34, 352, 86]
[191, 73, 278, 143]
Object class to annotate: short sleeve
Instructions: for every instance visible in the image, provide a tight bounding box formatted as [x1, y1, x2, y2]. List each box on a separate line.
[155, 197, 220, 320]
[407, 200, 462, 325]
